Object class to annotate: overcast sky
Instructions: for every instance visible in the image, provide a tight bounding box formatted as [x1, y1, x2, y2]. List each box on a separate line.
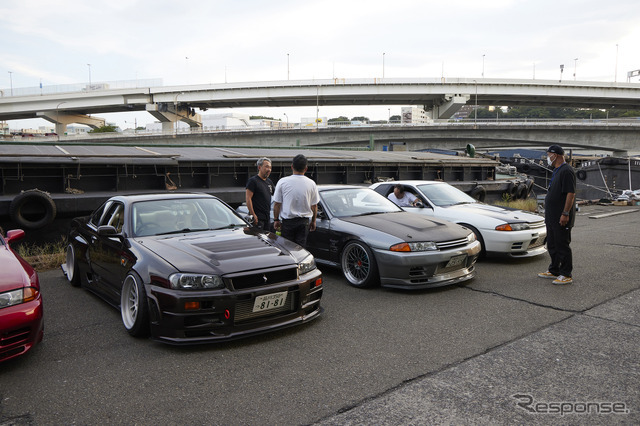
[2, 0, 640, 129]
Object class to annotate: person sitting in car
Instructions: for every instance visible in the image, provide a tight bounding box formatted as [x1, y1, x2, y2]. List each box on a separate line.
[387, 184, 420, 207]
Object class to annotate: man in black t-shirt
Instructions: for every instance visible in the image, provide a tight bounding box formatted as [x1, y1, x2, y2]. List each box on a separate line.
[245, 157, 274, 231]
[538, 145, 576, 285]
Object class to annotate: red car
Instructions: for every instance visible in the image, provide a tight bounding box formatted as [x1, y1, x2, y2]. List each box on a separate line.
[0, 229, 43, 362]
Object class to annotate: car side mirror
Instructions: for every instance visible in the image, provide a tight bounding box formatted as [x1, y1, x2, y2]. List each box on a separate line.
[415, 201, 424, 208]
[244, 214, 254, 225]
[97, 225, 118, 236]
[6, 229, 25, 244]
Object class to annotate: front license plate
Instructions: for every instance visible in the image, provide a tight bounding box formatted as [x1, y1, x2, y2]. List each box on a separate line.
[252, 291, 288, 312]
[445, 254, 466, 268]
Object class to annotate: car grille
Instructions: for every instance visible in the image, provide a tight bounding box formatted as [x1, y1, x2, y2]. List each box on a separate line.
[0, 327, 31, 361]
[234, 291, 297, 323]
[511, 235, 546, 251]
[227, 266, 298, 290]
[529, 221, 545, 229]
[436, 238, 469, 250]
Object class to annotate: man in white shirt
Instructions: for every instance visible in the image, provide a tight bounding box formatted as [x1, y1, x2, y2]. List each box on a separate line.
[273, 154, 320, 247]
[387, 184, 419, 207]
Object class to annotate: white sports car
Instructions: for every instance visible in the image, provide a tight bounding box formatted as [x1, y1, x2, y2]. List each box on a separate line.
[370, 180, 547, 258]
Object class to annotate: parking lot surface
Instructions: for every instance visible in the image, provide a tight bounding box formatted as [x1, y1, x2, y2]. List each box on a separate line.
[1, 204, 638, 425]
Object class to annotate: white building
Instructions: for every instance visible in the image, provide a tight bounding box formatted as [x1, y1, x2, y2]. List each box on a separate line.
[401, 106, 431, 124]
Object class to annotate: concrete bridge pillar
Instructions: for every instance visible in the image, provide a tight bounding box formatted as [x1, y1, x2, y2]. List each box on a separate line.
[146, 103, 202, 132]
[37, 111, 106, 135]
[424, 94, 470, 119]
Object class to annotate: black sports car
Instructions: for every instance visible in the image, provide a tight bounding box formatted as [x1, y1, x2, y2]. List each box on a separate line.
[305, 186, 481, 289]
[61, 193, 323, 344]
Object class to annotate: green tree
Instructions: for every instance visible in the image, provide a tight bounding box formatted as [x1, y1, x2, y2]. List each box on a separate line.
[350, 116, 369, 123]
[328, 116, 350, 122]
[89, 125, 118, 133]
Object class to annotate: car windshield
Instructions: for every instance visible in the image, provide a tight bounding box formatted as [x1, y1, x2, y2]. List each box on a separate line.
[132, 198, 246, 237]
[416, 183, 478, 207]
[321, 188, 402, 217]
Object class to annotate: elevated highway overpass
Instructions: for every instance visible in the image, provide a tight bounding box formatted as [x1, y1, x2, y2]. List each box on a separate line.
[16, 119, 638, 156]
[2, 77, 640, 135]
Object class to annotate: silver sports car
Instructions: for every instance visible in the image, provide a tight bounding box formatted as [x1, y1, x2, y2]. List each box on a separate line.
[305, 186, 481, 290]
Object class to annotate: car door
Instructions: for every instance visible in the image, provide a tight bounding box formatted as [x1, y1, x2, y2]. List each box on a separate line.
[88, 201, 128, 305]
[304, 202, 334, 262]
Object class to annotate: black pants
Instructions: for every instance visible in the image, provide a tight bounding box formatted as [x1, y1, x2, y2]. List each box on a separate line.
[546, 222, 573, 277]
[281, 217, 310, 247]
[256, 218, 271, 232]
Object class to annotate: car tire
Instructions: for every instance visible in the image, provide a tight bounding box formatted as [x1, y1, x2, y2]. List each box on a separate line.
[120, 273, 150, 337]
[65, 243, 81, 287]
[341, 241, 379, 288]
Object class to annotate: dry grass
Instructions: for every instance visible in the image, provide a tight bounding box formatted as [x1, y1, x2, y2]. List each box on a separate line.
[492, 198, 538, 212]
[14, 238, 67, 272]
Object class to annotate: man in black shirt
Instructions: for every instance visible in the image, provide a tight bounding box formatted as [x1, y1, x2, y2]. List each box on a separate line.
[538, 145, 576, 285]
[245, 157, 274, 231]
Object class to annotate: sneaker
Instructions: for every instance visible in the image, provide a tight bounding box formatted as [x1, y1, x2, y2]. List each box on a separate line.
[538, 271, 557, 279]
[553, 275, 573, 285]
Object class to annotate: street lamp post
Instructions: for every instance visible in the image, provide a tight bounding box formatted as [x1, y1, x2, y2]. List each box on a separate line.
[559, 64, 564, 82]
[287, 53, 290, 80]
[615, 44, 619, 83]
[87, 64, 91, 88]
[573, 58, 578, 80]
[284, 113, 288, 128]
[473, 80, 478, 125]
[482, 54, 485, 78]
[8, 71, 13, 96]
[382, 52, 385, 78]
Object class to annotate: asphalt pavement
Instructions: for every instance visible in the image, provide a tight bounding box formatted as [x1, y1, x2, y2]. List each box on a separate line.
[1, 204, 638, 425]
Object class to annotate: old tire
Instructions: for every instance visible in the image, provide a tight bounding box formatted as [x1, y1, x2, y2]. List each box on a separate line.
[469, 185, 487, 202]
[121, 273, 150, 337]
[577, 170, 587, 181]
[341, 241, 379, 288]
[9, 190, 57, 229]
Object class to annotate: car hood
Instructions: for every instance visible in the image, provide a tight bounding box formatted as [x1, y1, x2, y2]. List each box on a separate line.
[137, 227, 301, 274]
[443, 203, 543, 223]
[0, 249, 30, 291]
[340, 212, 470, 242]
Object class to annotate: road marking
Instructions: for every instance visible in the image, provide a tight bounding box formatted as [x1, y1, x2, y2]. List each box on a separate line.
[589, 209, 639, 219]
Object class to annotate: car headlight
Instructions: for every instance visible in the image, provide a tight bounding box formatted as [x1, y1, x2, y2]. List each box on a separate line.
[169, 273, 225, 290]
[467, 232, 477, 243]
[0, 287, 38, 309]
[298, 255, 316, 275]
[495, 223, 531, 231]
[390, 241, 438, 252]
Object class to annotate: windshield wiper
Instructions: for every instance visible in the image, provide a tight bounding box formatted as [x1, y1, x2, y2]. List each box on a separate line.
[212, 224, 244, 230]
[352, 211, 385, 217]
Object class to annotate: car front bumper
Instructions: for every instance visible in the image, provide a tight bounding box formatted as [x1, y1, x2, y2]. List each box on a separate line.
[144, 269, 323, 344]
[0, 296, 44, 362]
[482, 228, 547, 258]
[373, 240, 481, 290]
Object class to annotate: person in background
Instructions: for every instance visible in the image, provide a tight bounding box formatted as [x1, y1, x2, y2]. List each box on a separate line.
[273, 154, 319, 247]
[245, 157, 274, 231]
[538, 144, 576, 285]
[387, 184, 420, 207]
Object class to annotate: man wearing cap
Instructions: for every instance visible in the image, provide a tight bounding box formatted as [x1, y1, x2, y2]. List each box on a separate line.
[538, 145, 576, 285]
[245, 157, 274, 231]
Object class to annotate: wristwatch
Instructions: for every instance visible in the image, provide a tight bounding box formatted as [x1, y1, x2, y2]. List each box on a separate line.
[561, 211, 570, 216]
